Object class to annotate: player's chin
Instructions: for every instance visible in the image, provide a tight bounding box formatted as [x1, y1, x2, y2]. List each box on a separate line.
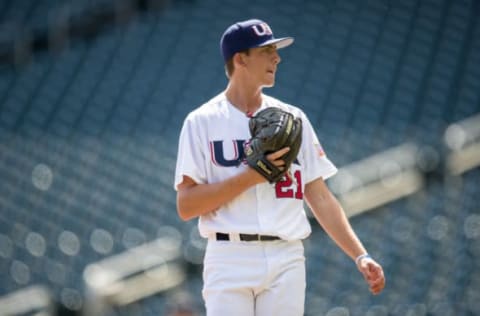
[262, 73, 276, 87]
[262, 80, 275, 88]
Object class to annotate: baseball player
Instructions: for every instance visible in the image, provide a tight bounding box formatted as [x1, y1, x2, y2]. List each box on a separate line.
[174, 19, 385, 316]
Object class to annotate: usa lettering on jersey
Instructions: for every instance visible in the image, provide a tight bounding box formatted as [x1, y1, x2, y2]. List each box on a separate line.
[210, 140, 245, 167]
[210, 139, 300, 167]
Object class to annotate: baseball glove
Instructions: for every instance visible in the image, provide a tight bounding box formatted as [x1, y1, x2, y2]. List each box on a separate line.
[244, 107, 302, 183]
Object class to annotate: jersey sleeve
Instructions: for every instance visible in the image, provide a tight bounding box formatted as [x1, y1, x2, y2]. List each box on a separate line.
[174, 114, 207, 190]
[300, 112, 338, 184]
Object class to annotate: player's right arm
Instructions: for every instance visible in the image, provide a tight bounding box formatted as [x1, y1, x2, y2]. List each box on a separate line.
[177, 169, 259, 221]
[176, 147, 289, 221]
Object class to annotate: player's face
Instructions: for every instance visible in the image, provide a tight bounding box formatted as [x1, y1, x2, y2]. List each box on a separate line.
[244, 45, 281, 87]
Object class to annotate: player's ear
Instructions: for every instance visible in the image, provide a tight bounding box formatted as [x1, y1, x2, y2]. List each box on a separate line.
[234, 52, 247, 67]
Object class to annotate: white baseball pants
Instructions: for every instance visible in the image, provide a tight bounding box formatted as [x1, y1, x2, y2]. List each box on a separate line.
[202, 239, 306, 316]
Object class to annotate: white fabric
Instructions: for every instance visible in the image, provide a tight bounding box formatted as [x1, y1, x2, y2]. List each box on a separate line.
[174, 92, 337, 240]
[202, 240, 306, 316]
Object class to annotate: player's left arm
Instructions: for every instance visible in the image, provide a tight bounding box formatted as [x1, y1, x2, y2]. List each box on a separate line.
[304, 177, 386, 295]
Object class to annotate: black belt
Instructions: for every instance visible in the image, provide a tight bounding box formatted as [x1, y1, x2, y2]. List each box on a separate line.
[216, 232, 281, 242]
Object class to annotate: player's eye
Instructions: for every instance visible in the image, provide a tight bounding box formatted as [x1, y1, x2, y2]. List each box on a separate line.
[262, 45, 276, 53]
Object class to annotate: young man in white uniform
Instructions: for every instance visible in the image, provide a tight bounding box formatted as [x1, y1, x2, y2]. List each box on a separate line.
[174, 19, 385, 316]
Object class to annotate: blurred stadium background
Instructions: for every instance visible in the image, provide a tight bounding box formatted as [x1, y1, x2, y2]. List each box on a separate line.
[0, 0, 479, 315]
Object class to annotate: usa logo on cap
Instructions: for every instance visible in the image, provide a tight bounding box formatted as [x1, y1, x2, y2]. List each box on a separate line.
[252, 23, 273, 36]
[220, 19, 294, 62]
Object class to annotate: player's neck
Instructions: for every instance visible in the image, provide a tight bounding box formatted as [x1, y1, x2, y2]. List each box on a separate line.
[225, 81, 263, 114]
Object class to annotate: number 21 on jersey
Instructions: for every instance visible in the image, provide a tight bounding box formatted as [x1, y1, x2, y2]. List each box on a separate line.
[275, 170, 303, 199]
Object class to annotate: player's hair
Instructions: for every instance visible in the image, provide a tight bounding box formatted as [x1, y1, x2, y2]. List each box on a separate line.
[225, 49, 250, 78]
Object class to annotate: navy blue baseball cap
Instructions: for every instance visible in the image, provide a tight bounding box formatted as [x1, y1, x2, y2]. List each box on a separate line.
[220, 19, 294, 62]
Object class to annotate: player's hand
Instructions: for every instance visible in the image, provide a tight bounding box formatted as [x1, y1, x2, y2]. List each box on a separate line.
[357, 257, 385, 295]
[266, 147, 290, 170]
[247, 147, 290, 184]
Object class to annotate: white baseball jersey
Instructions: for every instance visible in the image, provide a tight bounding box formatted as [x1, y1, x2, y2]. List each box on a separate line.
[174, 92, 337, 240]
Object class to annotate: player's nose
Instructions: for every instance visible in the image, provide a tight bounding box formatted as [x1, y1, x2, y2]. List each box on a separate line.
[273, 51, 281, 64]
